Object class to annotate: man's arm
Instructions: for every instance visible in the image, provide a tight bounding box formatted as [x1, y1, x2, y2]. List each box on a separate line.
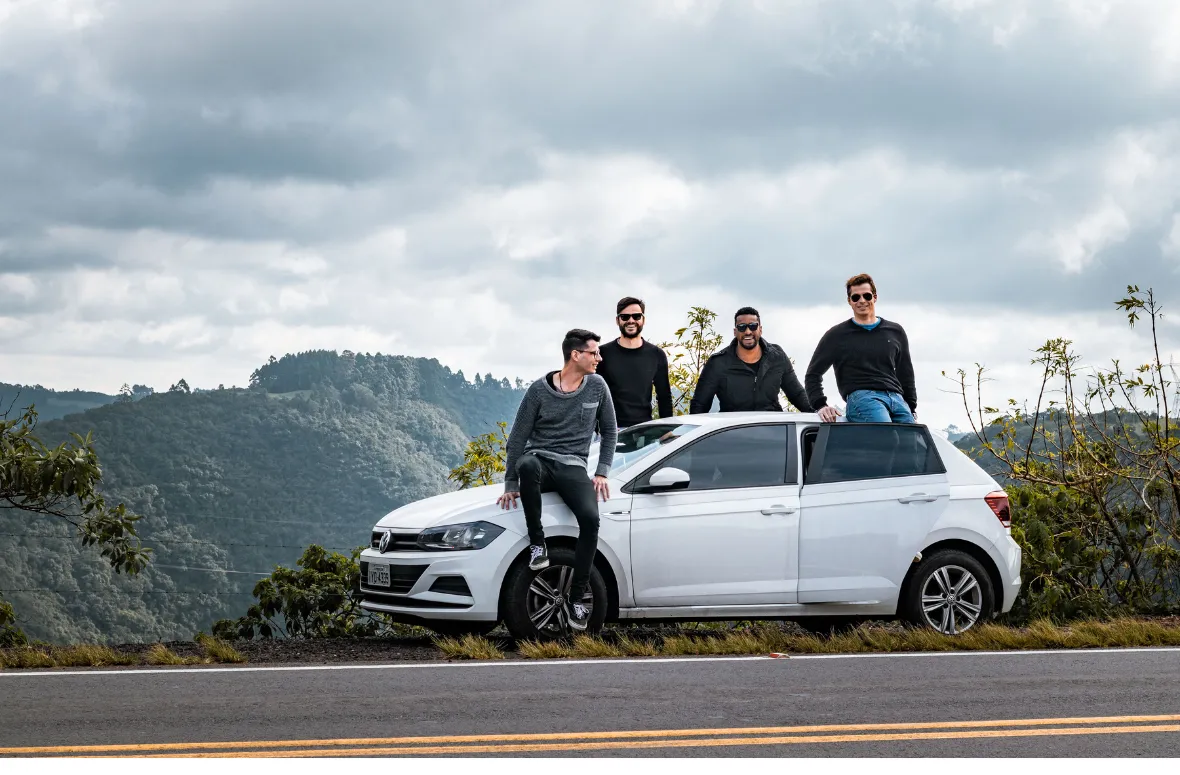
[502, 387, 540, 492]
[897, 326, 918, 413]
[780, 357, 813, 412]
[689, 356, 721, 414]
[804, 332, 835, 410]
[654, 347, 674, 419]
[595, 384, 619, 477]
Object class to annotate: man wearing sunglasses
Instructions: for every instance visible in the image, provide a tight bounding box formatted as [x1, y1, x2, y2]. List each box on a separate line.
[689, 307, 812, 414]
[804, 273, 918, 423]
[597, 297, 674, 429]
[498, 328, 617, 632]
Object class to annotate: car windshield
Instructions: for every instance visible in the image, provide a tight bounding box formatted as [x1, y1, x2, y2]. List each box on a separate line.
[588, 423, 699, 475]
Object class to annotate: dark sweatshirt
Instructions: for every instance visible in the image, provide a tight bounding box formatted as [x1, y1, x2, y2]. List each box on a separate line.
[689, 338, 812, 414]
[596, 339, 674, 428]
[804, 318, 917, 411]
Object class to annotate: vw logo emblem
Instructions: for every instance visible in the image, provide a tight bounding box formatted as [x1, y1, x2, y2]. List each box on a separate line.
[378, 530, 392, 554]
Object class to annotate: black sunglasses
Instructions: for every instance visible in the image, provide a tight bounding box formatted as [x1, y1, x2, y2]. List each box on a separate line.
[617, 313, 644, 321]
[735, 322, 760, 332]
[849, 292, 875, 302]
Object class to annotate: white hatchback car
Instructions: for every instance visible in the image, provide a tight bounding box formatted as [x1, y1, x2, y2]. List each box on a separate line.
[359, 413, 1021, 640]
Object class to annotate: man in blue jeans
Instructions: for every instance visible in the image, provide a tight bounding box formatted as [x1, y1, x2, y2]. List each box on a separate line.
[804, 273, 918, 423]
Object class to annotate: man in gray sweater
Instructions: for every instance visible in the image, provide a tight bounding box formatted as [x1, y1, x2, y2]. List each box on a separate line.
[498, 328, 618, 631]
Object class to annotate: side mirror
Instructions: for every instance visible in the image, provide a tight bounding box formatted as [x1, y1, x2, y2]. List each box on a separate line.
[639, 467, 690, 493]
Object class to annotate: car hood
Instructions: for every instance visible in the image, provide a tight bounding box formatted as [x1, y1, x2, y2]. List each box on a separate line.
[373, 485, 511, 531]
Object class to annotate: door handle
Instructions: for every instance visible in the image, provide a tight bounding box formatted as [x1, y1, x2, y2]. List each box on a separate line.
[761, 505, 798, 516]
[898, 493, 939, 504]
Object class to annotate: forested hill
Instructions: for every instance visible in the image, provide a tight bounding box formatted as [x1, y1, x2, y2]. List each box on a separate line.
[0, 382, 117, 421]
[0, 351, 525, 644]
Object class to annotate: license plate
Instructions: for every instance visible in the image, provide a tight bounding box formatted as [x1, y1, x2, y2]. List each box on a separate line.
[368, 563, 390, 588]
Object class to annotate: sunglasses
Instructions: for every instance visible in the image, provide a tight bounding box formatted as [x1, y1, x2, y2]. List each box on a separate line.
[849, 292, 875, 302]
[735, 322, 760, 332]
[617, 313, 644, 322]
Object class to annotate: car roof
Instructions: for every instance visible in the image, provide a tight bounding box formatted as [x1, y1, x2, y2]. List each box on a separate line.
[630, 412, 821, 428]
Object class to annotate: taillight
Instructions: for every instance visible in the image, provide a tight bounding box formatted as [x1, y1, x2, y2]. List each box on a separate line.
[985, 491, 1011, 528]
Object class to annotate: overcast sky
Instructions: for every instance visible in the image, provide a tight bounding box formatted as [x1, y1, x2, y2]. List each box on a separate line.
[2, 0, 1179, 429]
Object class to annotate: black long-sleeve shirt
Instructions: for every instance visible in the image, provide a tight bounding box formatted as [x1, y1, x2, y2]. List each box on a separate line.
[688, 339, 812, 414]
[804, 318, 917, 411]
[596, 339, 674, 428]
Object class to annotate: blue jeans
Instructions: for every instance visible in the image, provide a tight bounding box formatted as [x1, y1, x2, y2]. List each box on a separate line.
[845, 390, 915, 423]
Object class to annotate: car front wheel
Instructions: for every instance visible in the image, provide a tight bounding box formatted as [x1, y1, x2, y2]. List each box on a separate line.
[501, 545, 608, 641]
[902, 550, 995, 635]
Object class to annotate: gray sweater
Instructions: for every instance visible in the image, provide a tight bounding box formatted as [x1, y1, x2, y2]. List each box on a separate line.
[503, 372, 618, 492]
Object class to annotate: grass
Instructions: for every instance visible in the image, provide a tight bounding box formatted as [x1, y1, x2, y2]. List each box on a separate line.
[441, 617, 1180, 662]
[434, 633, 506, 660]
[195, 633, 246, 664]
[145, 644, 205, 666]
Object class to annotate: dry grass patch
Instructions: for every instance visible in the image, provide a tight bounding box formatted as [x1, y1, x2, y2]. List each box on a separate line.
[51, 645, 137, 667]
[0, 647, 56, 669]
[145, 644, 205, 666]
[516, 639, 573, 659]
[434, 634, 505, 660]
[195, 633, 246, 664]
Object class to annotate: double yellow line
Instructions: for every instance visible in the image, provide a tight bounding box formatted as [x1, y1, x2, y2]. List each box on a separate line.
[5, 714, 1179, 757]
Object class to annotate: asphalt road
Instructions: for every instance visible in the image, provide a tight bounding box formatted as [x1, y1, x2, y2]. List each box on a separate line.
[2, 648, 1180, 757]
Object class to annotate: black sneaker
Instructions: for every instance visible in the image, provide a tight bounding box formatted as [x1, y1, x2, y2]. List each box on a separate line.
[528, 544, 549, 570]
[569, 602, 590, 631]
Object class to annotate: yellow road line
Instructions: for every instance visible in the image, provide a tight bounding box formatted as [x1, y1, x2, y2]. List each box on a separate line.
[4, 714, 1180, 756]
[135, 723, 1180, 758]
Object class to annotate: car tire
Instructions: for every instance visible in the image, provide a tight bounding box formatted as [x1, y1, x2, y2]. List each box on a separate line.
[902, 549, 995, 635]
[501, 545, 608, 641]
[426, 621, 499, 638]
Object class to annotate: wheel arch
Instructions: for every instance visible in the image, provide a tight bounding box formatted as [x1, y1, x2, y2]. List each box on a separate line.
[900, 538, 1006, 614]
[497, 536, 622, 623]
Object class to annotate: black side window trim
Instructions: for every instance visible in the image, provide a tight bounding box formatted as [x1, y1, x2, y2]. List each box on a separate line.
[623, 422, 796, 494]
[804, 423, 946, 485]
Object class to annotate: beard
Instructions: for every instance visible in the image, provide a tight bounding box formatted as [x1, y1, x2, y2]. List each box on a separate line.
[618, 322, 644, 340]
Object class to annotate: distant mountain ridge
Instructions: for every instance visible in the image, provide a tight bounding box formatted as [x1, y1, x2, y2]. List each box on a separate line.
[0, 351, 526, 644]
[0, 383, 118, 421]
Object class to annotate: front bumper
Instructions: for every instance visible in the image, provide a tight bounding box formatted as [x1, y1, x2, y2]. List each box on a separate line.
[357, 538, 513, 623]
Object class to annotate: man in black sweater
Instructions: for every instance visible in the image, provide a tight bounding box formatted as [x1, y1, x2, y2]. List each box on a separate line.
[804, 273, 917, 423]
[689, 307, 812, 414]
[596, 296, 674, 429]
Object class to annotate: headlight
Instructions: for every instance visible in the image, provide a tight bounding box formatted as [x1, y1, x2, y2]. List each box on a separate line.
[416, 521, 505, 551]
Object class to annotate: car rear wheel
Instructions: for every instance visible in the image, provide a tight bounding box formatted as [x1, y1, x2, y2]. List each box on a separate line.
[501, 545, 608, 641]
[902, 550, 994, 634]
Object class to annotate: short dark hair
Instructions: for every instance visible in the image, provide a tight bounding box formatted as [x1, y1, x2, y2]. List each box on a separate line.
[616, 296, 645, 316]
[562, 328, 601, 361]
[735, 306, 760, 324]
[846, 273, 876, 296]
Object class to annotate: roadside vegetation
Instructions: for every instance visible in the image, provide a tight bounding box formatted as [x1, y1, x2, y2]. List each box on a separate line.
[436, 618, 1180, 661]
[0, 634, 244, 669]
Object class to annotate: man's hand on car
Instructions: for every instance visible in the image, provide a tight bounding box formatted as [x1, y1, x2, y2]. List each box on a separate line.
[498, 491, 520, 510]
[819, 405, 842, 423]
[593, 475, 610, 502]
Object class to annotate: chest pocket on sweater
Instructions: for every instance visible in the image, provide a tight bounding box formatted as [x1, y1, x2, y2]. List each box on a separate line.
[581, 401, 599, 428]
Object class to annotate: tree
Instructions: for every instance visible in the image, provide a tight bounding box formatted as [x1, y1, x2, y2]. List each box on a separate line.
[448, 422, 509, 489]
[951, 286, 1180, 621]
[656, 306, 723, 415]
[168, 379, 191, 394]
[116, 384, 134, 403]
[0, 404, 149, 641]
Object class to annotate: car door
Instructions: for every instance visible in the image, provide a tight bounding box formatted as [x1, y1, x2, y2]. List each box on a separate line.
[627, 423, 800, 607]
[798, 423, 949, 604]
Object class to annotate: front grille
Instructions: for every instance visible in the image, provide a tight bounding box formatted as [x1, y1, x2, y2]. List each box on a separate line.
[370, 531, 421, 552]
[360, 562, 428, 594]
[429, 575, 472, 597]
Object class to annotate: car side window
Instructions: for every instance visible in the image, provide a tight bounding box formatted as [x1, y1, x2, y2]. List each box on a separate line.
[816, 425, 945, 483]
[645, 424, 789, 491]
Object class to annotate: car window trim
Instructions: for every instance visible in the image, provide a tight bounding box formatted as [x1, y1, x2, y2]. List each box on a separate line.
[623, 421, 796, 495]
[804, 422, 947, 486]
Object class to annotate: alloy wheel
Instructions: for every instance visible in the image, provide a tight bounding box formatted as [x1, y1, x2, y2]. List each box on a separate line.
[920, 564, 984, 634]
[526, 564, 592, 636]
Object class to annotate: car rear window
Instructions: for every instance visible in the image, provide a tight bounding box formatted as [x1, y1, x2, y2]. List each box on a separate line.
[814, 424, 945, 483]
